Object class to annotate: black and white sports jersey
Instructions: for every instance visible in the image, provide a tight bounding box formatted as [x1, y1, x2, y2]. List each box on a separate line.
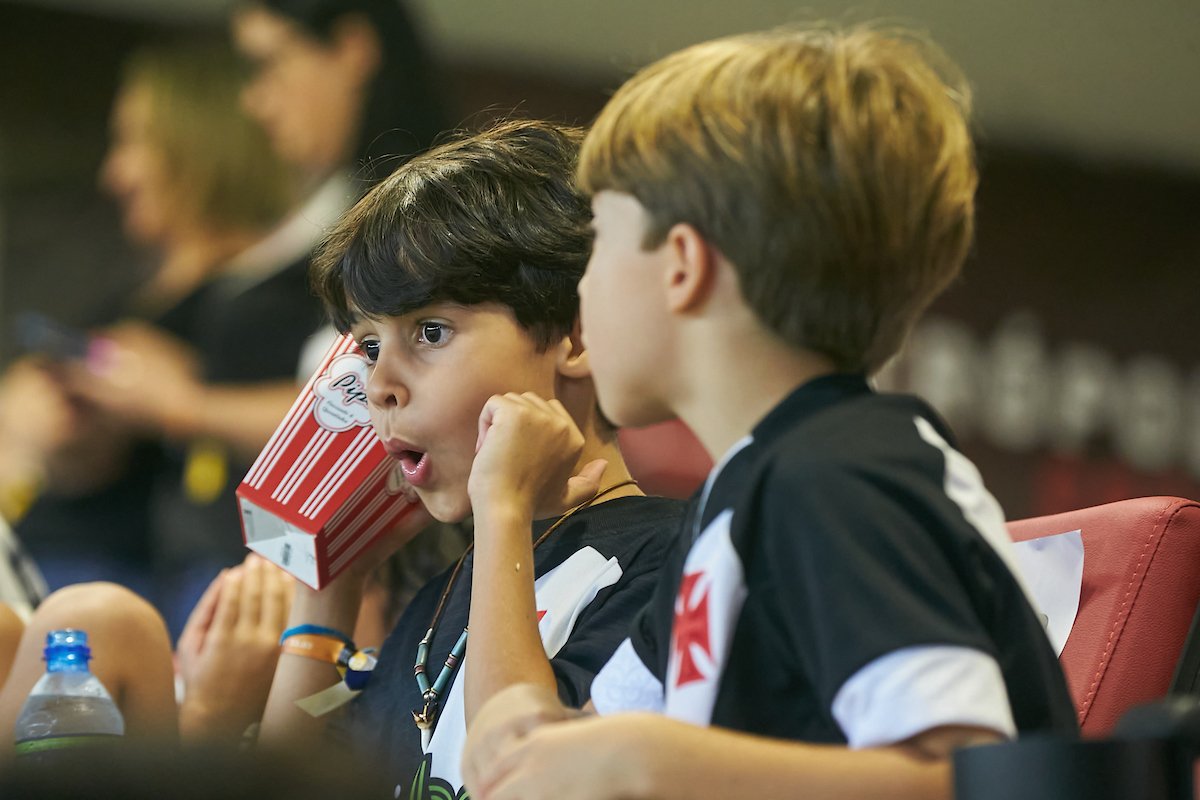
[592, 374, 1077, 746]
[331, 495, 684, 798]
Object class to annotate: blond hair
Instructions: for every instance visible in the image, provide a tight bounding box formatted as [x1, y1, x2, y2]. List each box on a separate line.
[122, 39, 293, 231]
[579, 25, 977, 373]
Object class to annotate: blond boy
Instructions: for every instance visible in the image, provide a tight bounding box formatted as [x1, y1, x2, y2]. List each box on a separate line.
[463, 26, 1076, 800]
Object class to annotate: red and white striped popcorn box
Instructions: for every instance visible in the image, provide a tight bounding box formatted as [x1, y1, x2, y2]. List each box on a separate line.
[237, 333, 418, 589]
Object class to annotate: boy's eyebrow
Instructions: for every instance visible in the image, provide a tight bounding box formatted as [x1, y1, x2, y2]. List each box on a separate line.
[344, 308, 367, 333]
[353, 301, 470, 331]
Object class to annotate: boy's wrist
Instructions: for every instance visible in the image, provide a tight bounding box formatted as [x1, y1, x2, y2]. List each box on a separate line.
[177, 698, 216, 741]
[178, 698, 239, 742]
[288, 579, 363, 629]
[471, 497, 536, 541]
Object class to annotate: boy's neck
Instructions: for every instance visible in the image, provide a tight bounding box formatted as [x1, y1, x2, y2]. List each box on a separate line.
[580, 432, 642, 502]
[674, 318, 839, 462]
[559, 374, 643, 504]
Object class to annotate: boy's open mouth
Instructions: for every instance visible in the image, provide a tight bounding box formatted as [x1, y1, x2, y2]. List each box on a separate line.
[397, 449, 430, 485]
[382, 438, 432, 487]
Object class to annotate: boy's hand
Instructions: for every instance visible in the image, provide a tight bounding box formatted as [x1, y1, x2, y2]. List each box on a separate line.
[176, 555, 295, 741]
[279, 498, 433, 659]
[255, 504, 433, 749]
[336, 496, 434, 587]
[465, 700, 650, 800]
[462, 683, 583, 795]
[469, 392, 606, 520]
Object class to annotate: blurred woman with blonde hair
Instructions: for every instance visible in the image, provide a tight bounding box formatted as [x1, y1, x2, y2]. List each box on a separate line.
[1, 37, 324, 637]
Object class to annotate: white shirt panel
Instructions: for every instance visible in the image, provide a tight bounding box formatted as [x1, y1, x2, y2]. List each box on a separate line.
[591, 638, 665, 715]
[832, 644, 1017, 748]
[423, 545, 622, 789]
[663, 508, 748, 725]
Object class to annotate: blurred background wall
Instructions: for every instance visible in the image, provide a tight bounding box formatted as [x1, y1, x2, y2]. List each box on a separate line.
[1, 0, 1197, 519]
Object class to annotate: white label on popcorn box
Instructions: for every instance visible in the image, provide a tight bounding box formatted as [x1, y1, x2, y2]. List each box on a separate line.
[311, 353, 372, 432]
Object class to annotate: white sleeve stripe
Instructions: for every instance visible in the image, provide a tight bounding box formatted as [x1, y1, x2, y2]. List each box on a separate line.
[912, 416, 1043, 615]
[590, 638, 664, 716]
[832, 645, 1017, 749]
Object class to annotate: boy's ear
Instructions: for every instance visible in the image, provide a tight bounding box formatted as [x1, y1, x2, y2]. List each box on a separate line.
[555, 321, 591, 379]
[663, 222, 717, 314]
[330, 13, 382, 84]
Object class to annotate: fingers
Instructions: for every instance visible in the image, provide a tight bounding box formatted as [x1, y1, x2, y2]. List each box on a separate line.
[238, 556, 299, 637]
[342, 502, 436, 584]
[238, 557, 265, 629]
[464, 724, 518, 800]
[476, 393, 582, 451]
[464, 684, 571, 797]
[258, 559, 294, 634]
[476, 394, 500, 454]
[563, 458, 608, 509]
[469, 392, 594, 519]
[471, 724, 555, 800]
[478, 738, 533, 800]
[211, 566, 243, 634]
[177, 567, 227, 657]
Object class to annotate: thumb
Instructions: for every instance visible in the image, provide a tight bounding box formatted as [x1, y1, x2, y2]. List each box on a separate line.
[562, 458, 608, 509]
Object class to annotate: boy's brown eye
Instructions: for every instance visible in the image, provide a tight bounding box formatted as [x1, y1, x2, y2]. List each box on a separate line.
[419, 322, 447, 345]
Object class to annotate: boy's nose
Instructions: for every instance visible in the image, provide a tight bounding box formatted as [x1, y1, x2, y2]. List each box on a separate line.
[366, 365, 408, 409]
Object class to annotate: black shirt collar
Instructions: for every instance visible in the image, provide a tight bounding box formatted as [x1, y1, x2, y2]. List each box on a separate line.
[751, 373, 873, 443]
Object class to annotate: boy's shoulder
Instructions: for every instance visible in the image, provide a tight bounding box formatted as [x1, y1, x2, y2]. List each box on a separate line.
[538, 494, 687, 568]
[722, 376, 975, 547]
[739, 374, 949, 489]
[579, 494, 688, 534]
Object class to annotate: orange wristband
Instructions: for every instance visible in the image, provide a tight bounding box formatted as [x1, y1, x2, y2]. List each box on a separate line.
[281, 634, 350, 667]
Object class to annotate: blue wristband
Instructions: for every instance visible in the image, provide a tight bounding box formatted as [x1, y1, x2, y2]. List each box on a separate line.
[280, 624, 355, 648]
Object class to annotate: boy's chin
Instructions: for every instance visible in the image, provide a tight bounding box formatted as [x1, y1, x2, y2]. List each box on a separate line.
[416, 488, 473, 525]
[599, 395, 672, 430]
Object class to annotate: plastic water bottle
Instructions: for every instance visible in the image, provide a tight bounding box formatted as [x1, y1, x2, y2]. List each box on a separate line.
[13, 629, 125, 761]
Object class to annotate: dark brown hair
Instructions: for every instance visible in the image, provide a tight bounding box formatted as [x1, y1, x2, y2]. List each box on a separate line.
[313, 119, 591, 350]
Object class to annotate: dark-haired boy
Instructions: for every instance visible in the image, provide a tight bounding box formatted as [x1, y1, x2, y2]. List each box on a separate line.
[462, 27, 1077, 800]
[257, 120, 684, 797]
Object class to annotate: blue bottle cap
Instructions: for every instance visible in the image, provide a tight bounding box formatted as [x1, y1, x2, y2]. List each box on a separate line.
[44, 628, 91, 672]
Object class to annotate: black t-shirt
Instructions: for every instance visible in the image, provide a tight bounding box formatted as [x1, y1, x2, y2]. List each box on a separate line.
[332, 494, 684, 797]
[592, 374, 1078, 746]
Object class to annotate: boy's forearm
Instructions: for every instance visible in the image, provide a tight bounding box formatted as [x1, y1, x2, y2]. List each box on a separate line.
[257, 581, 363, 748]
[464, 503, 558, 726]
[618, 720, 955, 800]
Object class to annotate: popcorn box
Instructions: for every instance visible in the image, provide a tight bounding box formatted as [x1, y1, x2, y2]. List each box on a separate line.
[237, 333, 418, 589]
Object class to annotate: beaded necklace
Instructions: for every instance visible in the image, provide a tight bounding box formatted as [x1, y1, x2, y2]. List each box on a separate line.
[411, 479, 638, 734]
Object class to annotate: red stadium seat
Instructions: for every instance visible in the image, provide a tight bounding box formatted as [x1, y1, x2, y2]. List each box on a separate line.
[617, 419, 712, 500]
[1007, 496, 1200, 737]
[957, 497, 1200, 800]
